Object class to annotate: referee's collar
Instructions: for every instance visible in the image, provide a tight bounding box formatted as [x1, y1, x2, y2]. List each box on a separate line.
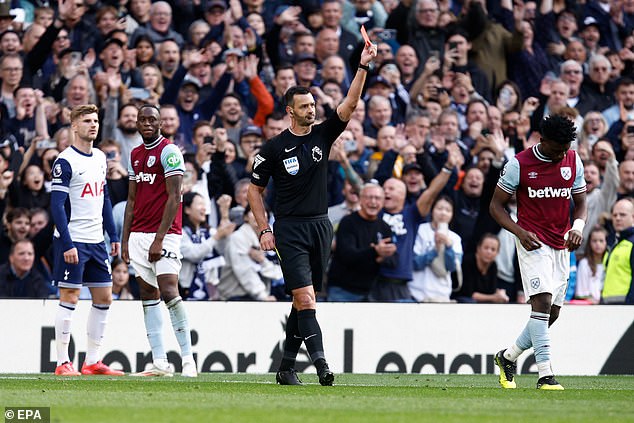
[288, 127, 312, 137]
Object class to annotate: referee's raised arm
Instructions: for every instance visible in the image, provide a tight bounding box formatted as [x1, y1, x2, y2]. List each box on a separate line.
[336, 42, 378, 122]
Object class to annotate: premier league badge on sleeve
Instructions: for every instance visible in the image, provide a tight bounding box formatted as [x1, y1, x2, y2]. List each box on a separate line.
[312, 146, 322, 162]
[560, 166, 571, 180]
[53, 163, 62, 178]
[283, 157, 299, 175]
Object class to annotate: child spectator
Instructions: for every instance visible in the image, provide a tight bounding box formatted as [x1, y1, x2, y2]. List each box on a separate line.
[575, 227, 608, 304]
[111, 257, 136, 300]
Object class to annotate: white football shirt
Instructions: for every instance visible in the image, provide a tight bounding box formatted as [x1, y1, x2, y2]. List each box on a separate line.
[51, 146, 108, 244]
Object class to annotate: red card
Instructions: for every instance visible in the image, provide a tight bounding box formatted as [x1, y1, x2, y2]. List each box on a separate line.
[360, 25, 371, 47]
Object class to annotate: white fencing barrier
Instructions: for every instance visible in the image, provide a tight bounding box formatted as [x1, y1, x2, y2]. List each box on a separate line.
[1, 300, 632, 375]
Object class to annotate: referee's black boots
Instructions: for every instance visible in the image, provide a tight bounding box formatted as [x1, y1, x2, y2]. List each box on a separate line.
[276, 369, 303, 385]
[318, 363, 334, 386]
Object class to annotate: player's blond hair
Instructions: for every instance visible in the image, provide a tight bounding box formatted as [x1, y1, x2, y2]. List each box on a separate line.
[70, 104, 99, 123]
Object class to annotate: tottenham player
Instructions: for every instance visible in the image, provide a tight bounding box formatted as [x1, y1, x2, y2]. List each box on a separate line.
[51, 104, 123, 376]
[490, 115, 587, 390]
[247, 42, 377, 386]
[121, 104, 196, 377]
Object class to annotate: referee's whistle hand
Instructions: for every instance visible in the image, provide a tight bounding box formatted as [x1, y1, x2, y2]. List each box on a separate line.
[259, 232, 276, 251]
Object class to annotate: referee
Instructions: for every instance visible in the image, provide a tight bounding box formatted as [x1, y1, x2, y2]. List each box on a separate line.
[248, 42, 378, 386]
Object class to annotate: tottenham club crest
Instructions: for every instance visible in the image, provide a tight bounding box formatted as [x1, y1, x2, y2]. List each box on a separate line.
[283, 157, 299, 175]
[147, 156, 156, 167]
[53, 163, 62, 178]
[560, 166, 572, 180]
[312, 146, 322, 162]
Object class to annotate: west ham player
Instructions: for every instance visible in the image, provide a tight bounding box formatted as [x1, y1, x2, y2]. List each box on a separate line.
[121, 104, 196, 377]
[51, 104, 123, 376]
[490, 115, 587, 390]
[248, 42, 377, 386]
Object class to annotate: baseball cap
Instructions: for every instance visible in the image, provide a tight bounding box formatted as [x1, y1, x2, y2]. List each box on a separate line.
[293, 53, 319, 65]
[102, 37, 124, 50]
[222, 47, 244, 60]
[581, 16, 599, 31]
[240, 125, 263, 138]
[206, 0, 226, 11]
[402, 163, 423, 174]
[180, 79, 201, 91]
[57, 47, 81, 60]
[368, 75, 392, 88]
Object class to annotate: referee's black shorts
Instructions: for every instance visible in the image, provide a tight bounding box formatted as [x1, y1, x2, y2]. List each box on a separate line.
[273, 215, 333, 294]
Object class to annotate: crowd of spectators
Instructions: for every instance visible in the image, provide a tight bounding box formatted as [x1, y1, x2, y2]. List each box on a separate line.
[0, 0, 633, 304]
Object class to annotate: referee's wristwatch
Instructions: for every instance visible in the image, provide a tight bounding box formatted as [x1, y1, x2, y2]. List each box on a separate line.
[259, 228, 273, 240]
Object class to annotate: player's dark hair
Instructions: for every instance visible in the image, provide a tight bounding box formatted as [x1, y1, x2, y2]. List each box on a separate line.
[285, 86, 311, 107]
[70, 104, 99, 122]
[540, 115, 576, 145]
[138, 103, 160, 114]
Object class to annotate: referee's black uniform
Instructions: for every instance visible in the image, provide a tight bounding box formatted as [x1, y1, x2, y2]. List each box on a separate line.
[250, 112, 348, 293]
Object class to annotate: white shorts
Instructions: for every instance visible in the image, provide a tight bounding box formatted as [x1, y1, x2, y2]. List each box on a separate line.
[129, 232, 182, 288]
[515, 239, 569, 306]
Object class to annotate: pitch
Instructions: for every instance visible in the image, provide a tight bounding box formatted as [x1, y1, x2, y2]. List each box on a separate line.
[1, 374, 633, 423]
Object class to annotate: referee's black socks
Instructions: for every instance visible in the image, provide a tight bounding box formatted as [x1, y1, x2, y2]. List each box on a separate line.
[297, 309, 327, 373]
[279, 307, 302, 371]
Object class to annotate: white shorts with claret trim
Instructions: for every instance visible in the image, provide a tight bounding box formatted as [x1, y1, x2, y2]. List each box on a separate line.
[129, 232, 182, 288]
[515, 239, 569, 307]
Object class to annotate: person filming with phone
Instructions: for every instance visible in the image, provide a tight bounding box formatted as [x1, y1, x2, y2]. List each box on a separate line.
[98, 139, 128, 206]
[442, 29, 491, 102]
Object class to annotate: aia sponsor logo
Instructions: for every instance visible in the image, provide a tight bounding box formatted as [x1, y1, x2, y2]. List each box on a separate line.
[80, 181, 105, 197]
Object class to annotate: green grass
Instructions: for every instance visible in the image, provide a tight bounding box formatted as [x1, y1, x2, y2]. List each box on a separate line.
[1, 374, 633, 423]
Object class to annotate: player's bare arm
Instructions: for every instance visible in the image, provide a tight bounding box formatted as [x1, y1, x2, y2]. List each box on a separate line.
[490, 187, 542, 251]
[247, 183, 275, 251]
[564, 191, 588, 252]
[336, 43, 377, 122]
[121, 179, 137, 264]
[149, 174, 183, 263]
